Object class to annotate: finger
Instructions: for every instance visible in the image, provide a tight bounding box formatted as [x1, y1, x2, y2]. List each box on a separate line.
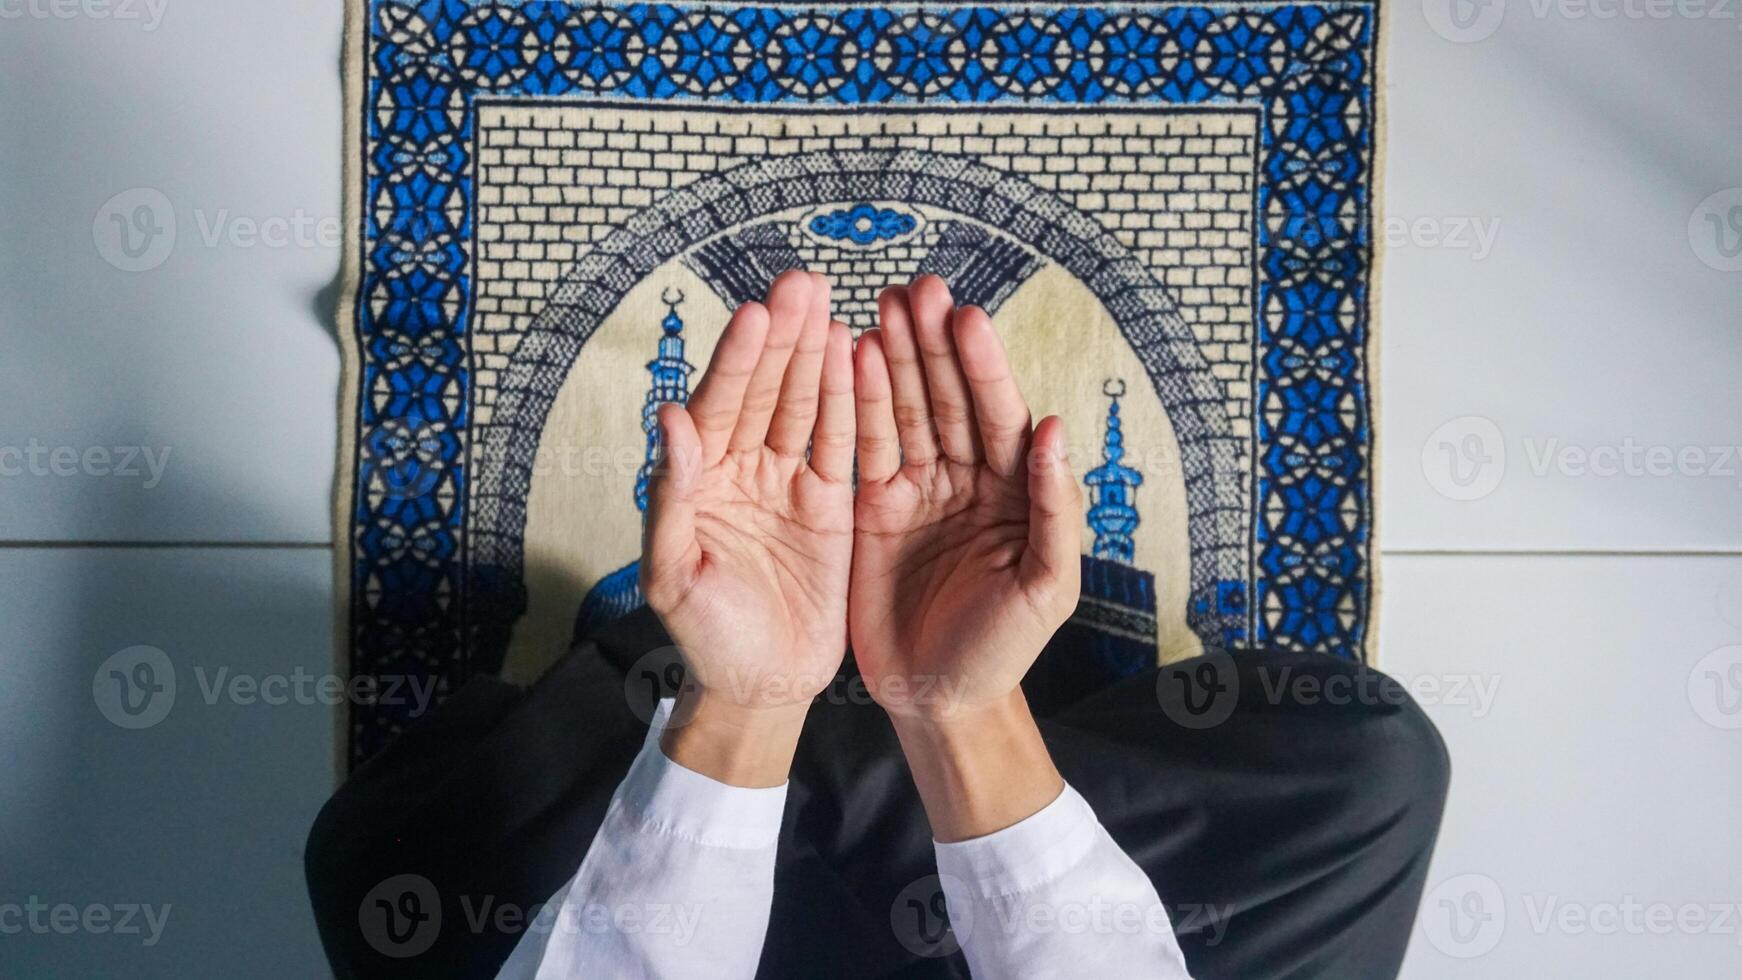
[730, 269, 812, 453]
[876, 285, 940, 466]
[853, 329, 902, 484]
[640, 403, 705, 609]
[907, 275, 980, 465]
[766, 272, 832, 457]
[808, 321, 855, 483]
[954, 305, 1032, 477]
[1019, 416, 1083, 593]
[685, 301, 770, 464]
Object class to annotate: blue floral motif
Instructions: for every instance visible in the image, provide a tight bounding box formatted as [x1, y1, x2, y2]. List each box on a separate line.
[808, 204, 918, 246]
[455, 5, 530, 83]
[1094, 15, 1175, 95]
[382, 66, 460, 143]
[559, 9, 641, 91]
[1195, 14, 1283, 93]
[658, 11, 752, 95]
[982, 16, 1072, 95]
[769, 17, 857, 94]
[876, 13, 958, 96]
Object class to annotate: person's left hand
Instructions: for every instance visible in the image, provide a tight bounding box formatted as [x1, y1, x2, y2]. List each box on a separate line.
[847, 276, 1083, 722]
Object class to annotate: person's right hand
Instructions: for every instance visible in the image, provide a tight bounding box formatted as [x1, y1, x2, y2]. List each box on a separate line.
[640, 270, 855, 786]
[847, 276, 1084, 721]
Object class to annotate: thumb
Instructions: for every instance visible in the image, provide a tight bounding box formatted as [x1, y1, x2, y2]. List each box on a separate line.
[1020, 416, 1082, 598]
[641, 403, 704, 608]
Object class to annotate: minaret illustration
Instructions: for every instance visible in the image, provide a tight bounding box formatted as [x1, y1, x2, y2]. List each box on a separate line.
[634, 290, 696, 512]
[1065, 379, 1160, 689]
[1084, 379, 1143, 561]
[575, 288, 695, 641]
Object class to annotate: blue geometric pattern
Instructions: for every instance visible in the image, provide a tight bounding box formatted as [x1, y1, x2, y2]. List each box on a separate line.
[347, 0, 1379, 764]
[809, 204, 920, 246]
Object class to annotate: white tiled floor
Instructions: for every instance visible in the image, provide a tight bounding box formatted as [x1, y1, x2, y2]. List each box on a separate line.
[0, 548, 335, 979]
[1382, 7, 1742, 551]
[0, 1, 342, 543]
[1384, 555, 1742, 978]
[1377, 10, 1742, 967]
[1, 2, 1736, 979]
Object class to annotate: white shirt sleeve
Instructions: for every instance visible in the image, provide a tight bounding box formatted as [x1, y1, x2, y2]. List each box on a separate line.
[495, 699, 785, 980]
[935, 783, 1194, 979]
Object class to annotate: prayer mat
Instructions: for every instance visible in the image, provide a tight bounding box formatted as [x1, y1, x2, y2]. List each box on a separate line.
[337, 0, 1386, 766]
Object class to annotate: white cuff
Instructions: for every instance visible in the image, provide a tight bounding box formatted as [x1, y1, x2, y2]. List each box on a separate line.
[933, 783, 1102, 899]
[613, 698, 789, 850]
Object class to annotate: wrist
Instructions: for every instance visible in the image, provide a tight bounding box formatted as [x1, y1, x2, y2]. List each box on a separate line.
[659, 685, 810, 788]
[889, 688, 1064, 843]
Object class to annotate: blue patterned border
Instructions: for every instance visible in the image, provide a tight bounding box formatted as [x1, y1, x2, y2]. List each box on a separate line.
[349, 0, 1379, 763]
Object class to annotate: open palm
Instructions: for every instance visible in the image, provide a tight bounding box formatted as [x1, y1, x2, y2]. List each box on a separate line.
[849, 277, 1083, 718]
[641, 271, 856, 708]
